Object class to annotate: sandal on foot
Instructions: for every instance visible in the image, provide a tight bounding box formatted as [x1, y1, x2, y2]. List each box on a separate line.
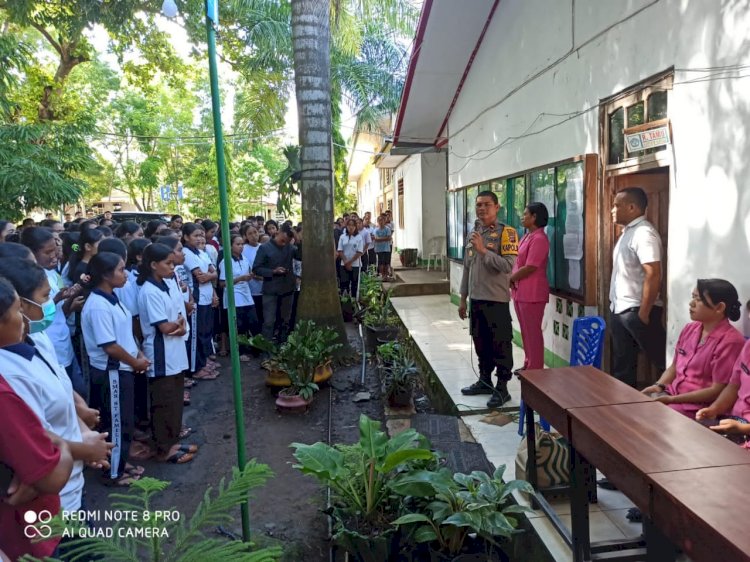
[179, 426, 193, 439]
[164, 450, 194, 464]
[183, 390, 191, 405]
[193, 368, 218, 380]
[178, 443, 199, 454]
[129, 442, 155, 461]
[125, 464, 145, 477]
[105, 472, 141, 486]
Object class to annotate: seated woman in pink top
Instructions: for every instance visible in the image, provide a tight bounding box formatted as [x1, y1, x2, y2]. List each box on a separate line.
[696, 336, 750, 448]
[510, 202, 550, 371]
[642, 279, 745, 419]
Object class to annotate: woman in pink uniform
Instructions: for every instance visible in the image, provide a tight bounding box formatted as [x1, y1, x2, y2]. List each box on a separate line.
[642, 279, 745, 419]
[696, 337, 750, 448]
[510, 202, 550, 371]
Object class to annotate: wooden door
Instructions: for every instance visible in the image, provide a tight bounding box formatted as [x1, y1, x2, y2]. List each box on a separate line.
[603, 167, 670, 386]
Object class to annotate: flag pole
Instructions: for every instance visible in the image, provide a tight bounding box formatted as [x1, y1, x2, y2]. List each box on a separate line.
[204, 0, 251, 541]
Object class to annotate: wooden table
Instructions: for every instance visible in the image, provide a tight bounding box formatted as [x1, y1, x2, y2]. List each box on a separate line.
[520, 366, 654, 560]
[568, 401, 750, 562]
[568, 401, 750, 510]
[648, 465, 750, 562]
[521, 365, 652, 437]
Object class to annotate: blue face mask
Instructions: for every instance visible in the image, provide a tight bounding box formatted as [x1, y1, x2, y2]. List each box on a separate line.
[22, 297, 56, 334]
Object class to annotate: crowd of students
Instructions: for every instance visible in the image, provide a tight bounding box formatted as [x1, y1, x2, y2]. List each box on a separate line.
[334, 210, 395, 298]
[0, 211, 310, 560]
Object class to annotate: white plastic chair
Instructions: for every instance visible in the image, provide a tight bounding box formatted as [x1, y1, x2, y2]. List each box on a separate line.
[426, 236, 446, 271]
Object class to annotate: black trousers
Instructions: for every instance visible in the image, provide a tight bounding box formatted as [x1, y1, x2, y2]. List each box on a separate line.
[339, 266, 360, 297]
[149, 374, 184, 456]
[90, 367, 135, 480]
[610, 306, 666, 388]
[470, 300, 513, 383]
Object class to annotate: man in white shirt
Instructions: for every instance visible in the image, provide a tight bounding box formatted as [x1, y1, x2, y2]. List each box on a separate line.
[609, 187, 666, 388]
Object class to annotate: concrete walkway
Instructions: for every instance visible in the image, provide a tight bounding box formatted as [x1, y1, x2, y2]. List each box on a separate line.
[390, 294, 641, 562]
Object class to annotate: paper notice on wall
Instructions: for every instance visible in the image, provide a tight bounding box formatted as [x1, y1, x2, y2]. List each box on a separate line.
[563, 233, 583, 260]
[568, 259, 581, 290]
[534, 184, 556, 218]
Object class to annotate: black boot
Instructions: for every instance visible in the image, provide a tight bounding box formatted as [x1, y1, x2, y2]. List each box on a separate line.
[461, 376, 494, 395]
[487, 381, 511, 408]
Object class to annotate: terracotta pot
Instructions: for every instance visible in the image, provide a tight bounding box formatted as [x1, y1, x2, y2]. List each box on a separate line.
[265, 368, 291, 387]
[387, 388, 412, 408]
[314, 360, 333, 384]
[275, 388, 312, 413]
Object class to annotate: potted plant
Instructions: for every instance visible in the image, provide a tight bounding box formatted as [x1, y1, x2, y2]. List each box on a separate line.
[274, 321, 342, 412]
[246, 334, 291, 387]
[375, 341, 401, 379]
[291, 414, 437, 562]
[391, 465, 533, 561]
[382, 348, 419, 408]
[294, 319, 342, 384]
[363, 290, 400, 349]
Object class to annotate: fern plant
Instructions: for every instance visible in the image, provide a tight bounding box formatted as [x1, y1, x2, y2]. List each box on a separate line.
[27, 461, 282, 562]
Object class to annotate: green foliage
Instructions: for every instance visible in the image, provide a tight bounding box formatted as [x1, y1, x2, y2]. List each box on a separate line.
[278, 320, 341, 399]
[291, 414, 436, 534]
[0, 120, 96, 220]
[391, 466, 533, 556]
[0, 32, 31, 117]
[377, 341, 418, 397]
[27, 461, 282, 562]
[274, 145, 301, 217]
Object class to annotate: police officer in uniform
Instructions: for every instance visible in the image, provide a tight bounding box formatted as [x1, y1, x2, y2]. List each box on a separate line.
[458, 190, 519, 407]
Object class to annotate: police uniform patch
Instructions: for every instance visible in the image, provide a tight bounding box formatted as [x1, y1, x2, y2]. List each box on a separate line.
[489, 232, 499, 239]
[500, 226, 519, 256]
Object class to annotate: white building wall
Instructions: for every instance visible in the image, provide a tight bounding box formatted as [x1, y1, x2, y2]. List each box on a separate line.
[420, 152, 448, 258]
[396, 155, 423, 252]
[357, 165, 380, 219]
[446, 0, 750, 361]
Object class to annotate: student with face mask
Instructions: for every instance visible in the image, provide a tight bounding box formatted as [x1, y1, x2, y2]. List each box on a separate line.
[0, 258, 113, 516]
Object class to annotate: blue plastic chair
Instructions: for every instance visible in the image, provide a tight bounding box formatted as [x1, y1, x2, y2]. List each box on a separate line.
[518, 316, 607, 435]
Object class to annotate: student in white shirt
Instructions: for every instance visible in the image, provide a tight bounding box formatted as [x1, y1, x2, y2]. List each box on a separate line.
[181, 223, 219, 380]
[0, 258, 113, 511]
[21, 227, 86, 397]
[219, 235, 259, 361]
[82, 252, 150, 485]
[337, 219, 364, 297]
[136, 243, 197, 464]
[241, 224, 264, 328]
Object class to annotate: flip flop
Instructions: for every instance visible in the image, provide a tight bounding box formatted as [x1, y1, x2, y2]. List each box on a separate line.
[129, 442, 155, 461]
[125, 464, 145, 477]
[178, 443, 199, 454]
[164, 450, 194, 464]
[105, 472, 141, 486]
[179, 426, 193, 439]
[193, 369, 219, 380]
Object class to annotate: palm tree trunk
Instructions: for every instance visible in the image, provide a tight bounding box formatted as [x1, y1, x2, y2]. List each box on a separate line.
[291, 0, 348, 346]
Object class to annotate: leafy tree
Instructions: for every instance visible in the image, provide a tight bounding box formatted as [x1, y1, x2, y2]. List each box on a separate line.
[0, 119, 97, 220]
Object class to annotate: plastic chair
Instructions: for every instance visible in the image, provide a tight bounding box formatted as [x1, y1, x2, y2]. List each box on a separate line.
[518, 316, 606, 435]
[426, 236, 446, 271]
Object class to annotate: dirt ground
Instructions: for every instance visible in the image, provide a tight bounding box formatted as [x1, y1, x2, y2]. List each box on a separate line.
[85, 324, 383, 561]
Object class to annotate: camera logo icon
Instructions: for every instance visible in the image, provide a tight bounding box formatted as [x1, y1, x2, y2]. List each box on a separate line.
[23, 509, 53, 539]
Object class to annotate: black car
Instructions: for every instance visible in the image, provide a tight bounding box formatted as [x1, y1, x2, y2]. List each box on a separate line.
[94, 211, 172, 225]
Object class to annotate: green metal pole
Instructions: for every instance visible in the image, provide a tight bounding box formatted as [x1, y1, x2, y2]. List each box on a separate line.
[204, 1, 251, 542]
